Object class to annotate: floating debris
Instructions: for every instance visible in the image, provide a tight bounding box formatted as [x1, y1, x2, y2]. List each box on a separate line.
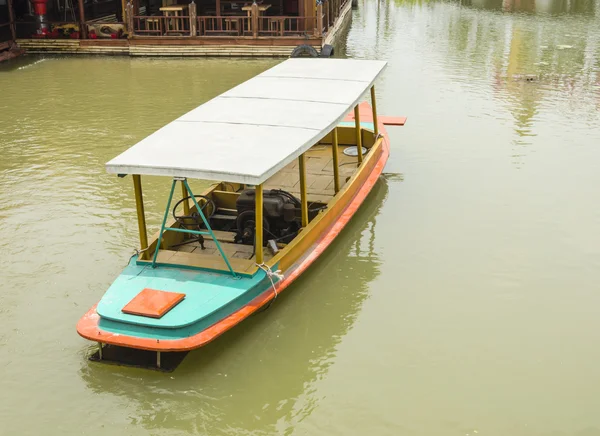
[557, 45, 573, 50]
[509, 74, 539, 82]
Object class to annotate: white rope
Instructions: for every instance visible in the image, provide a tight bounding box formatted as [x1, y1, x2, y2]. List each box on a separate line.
[127, 247, 151, 267]
[256, 263, 284, 300]
[134, 247, 150, 256]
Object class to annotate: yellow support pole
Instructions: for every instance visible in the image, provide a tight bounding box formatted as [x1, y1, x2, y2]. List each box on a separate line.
[132, 175, 149, 259]
[255, 184, 264, 264]
[299, 153, 309, 227]
[354, 105, 363, 164]
[180, 180, 190, 216]
[370, 86, 379, 138]
[332, 127, 340, 194]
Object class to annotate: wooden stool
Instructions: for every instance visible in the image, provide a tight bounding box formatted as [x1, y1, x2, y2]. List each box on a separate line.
[147, 18, 160, 32]
[224, 18, 239, 34]
[269, 18, 284, 35]
[159, 5, 188, 32]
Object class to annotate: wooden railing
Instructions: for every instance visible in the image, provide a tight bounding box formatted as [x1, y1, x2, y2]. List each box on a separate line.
[127, 0, 347, 39]
[197, 16, 251, 36]
[133, 15, 190, 35]
[319, 0, 349, 36]
[132, 14, 316, 38]
[5, 0, 350, 41]
[257, 16, 316, 37]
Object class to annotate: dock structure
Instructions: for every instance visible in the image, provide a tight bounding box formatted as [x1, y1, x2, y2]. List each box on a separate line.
[2, 0, 352, 57]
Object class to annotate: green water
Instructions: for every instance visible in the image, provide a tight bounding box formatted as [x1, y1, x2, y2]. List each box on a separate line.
[1, 0, 600, 434]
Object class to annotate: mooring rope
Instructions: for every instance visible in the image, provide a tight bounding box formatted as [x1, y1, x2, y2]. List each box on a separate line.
[134, 247, 150, 256]
[256, 263, 284, 300]
[126, 247, 151, 267]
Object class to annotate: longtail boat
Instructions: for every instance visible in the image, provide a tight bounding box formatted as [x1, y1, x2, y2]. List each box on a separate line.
[76, 59, 406, 369]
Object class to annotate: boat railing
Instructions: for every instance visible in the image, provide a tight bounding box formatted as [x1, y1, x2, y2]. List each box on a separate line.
[151, 178, 238, 278]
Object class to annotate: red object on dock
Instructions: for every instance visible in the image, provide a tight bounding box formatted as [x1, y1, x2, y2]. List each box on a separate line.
[31, 0, 50, 33]
[31, 0, 48, 16]
[121, 288, 186, 319]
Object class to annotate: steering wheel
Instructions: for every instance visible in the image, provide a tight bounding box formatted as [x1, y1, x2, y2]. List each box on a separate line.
[172, 195, 216, 228]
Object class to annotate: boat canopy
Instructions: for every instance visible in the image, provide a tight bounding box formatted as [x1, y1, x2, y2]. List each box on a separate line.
[105, 59, 387, 185]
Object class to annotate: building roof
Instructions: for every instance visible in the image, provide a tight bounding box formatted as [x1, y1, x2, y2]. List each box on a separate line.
[105, 58, 387, 185]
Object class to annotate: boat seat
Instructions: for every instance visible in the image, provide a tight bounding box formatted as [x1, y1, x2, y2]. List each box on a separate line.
[153, 249, 259, 275]
[211, 213, 237, 221]
[216, 206, 237, 214]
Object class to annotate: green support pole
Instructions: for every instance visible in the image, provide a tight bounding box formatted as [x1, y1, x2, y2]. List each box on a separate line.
[150, 178, 238, 278]
[182, 179, 238, 278]
[151, 179, 177, 268]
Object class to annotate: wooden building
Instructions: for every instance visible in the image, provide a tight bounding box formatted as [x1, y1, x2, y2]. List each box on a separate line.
[1, 0, 352, 57]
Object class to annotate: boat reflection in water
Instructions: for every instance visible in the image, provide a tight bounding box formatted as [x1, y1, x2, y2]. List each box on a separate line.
[79, 179, 389, 434]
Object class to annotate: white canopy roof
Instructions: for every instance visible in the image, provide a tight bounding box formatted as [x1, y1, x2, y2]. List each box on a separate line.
[105, 58, 387, 185]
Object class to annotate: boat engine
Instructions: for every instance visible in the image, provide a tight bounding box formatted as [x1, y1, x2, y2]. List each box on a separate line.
[235, 189, 301, 246]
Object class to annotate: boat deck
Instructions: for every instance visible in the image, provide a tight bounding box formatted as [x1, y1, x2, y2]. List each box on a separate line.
[264, 143, 359, 203]
[158, 143, 361, 274]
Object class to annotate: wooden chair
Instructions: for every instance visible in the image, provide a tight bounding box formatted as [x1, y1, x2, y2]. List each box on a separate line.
[224, 17, 240, 35]
[146, 17, 160, 33]
[269, 17, 284, 35]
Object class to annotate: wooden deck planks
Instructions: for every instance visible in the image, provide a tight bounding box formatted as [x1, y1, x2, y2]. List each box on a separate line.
[15, 39, 306, 57]
[265, 144, 358, 200]
[155, 250, 258, 274]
